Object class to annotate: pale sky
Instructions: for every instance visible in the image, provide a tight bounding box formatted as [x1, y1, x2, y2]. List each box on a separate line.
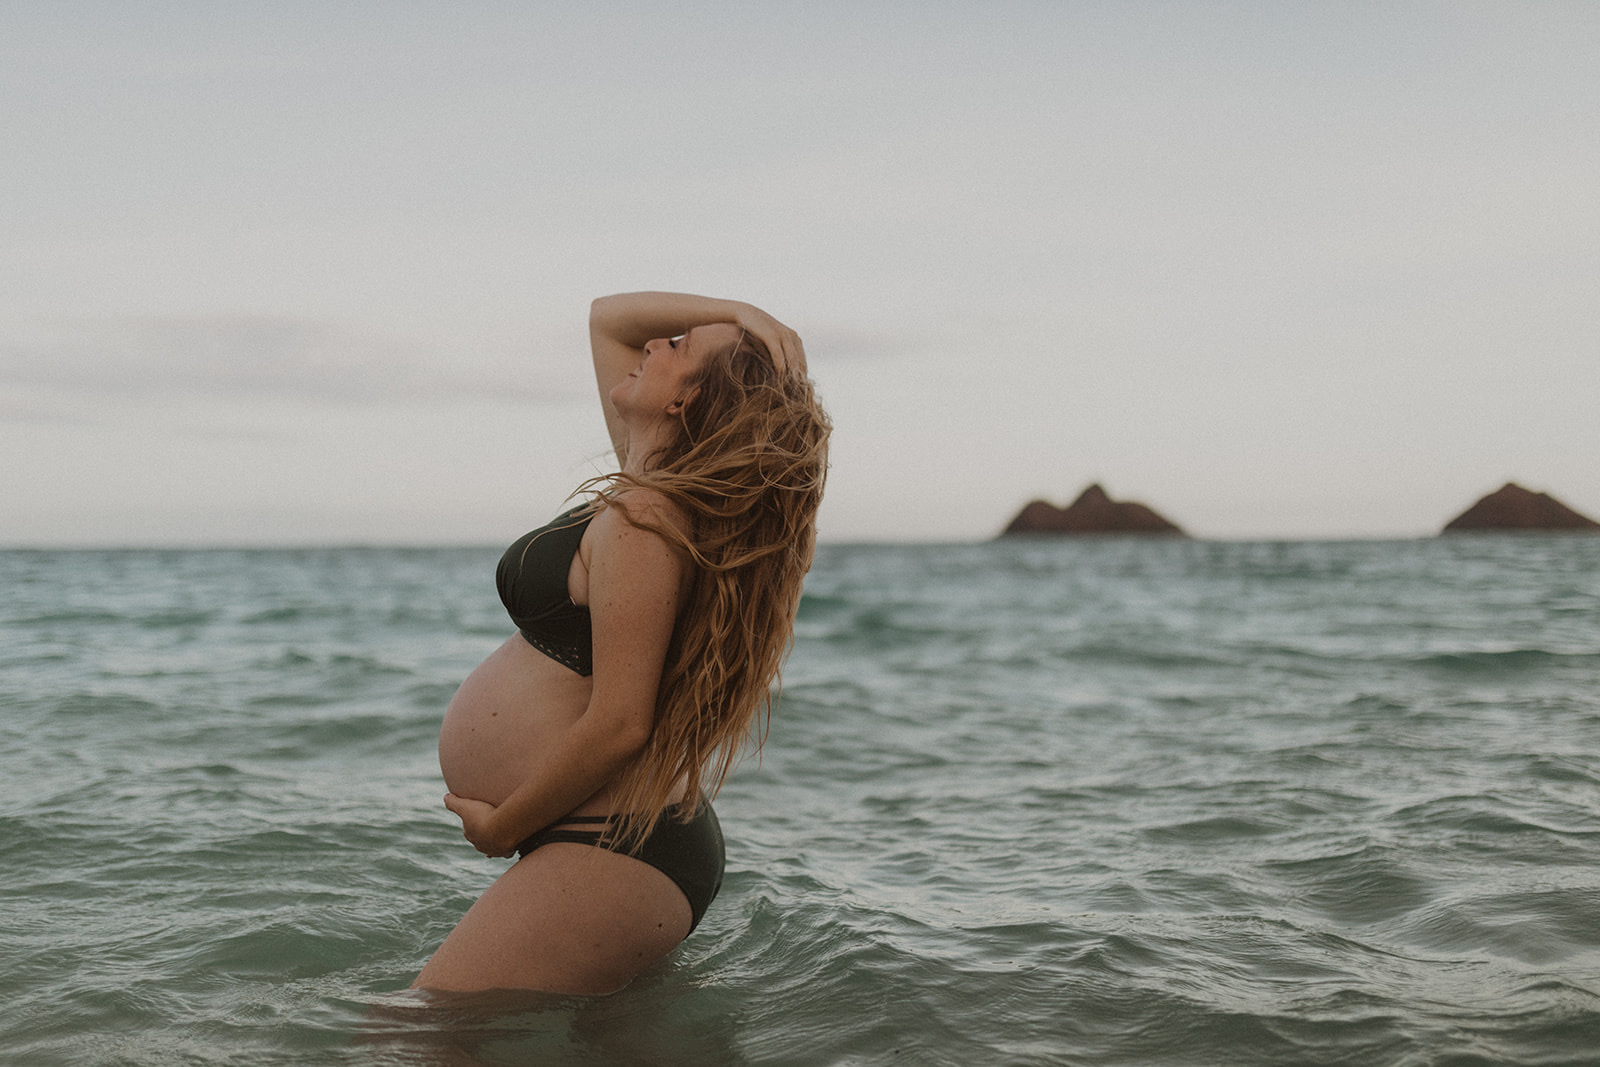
[4, 2, 1597, 545]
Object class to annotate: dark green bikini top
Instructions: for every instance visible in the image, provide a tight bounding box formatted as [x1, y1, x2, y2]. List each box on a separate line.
[496, 503, 596, 676]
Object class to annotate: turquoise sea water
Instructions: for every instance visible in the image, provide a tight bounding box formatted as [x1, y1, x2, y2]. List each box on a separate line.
[3, 536, 1599, 1065]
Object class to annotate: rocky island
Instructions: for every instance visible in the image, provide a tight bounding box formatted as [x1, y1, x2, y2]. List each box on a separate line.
[1001, 483, 1186, 537]
[1441, 482, 1600, 533]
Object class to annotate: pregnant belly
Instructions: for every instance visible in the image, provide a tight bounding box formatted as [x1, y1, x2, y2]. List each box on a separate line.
[437, 634, 592, 806]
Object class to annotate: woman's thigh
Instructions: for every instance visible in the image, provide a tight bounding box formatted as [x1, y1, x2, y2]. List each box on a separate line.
[412, 843, 694, 995]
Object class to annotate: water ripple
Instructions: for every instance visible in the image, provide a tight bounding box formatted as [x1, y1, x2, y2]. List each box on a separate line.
[4, 538, 1600, 1064]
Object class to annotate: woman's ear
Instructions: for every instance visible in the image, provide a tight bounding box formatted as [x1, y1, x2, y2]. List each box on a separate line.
[667, 385, 701, 416]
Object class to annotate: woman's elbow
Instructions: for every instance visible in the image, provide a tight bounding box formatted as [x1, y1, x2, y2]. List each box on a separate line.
[602, 717, 653, 765]
[589, 295, 622, 329]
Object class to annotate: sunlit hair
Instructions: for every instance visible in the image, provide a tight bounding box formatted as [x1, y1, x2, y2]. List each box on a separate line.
[579, 329, 831, 849]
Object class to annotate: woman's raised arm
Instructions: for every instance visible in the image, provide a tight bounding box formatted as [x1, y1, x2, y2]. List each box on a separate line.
[589, 292, 806, 462]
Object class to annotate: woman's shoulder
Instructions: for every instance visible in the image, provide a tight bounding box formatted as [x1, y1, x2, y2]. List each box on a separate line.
[592, 488, 693, 546]
[586, 489, 698, 600]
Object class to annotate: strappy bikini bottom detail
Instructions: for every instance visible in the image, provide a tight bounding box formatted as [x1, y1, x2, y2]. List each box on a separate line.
[516, 801, 724, 933]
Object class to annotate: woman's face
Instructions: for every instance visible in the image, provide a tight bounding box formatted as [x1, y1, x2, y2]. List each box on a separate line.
[612, 322, 739, 420]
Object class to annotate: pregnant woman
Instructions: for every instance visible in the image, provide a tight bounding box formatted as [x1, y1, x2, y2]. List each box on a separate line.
[413, 292, 829, 994]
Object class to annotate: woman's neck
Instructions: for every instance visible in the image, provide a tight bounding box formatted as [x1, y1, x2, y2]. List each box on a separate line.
[621, 416, 678, 476]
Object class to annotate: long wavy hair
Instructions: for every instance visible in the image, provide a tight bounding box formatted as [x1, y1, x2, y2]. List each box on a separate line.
[581, 330, 830, 849]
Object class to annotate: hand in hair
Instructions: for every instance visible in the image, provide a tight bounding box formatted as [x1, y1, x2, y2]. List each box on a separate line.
[731, 304, 806, 378]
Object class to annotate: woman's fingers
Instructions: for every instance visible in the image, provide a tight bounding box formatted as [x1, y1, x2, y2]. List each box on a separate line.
[443, 793, 514, 857]
[781, 329, 807, 377]
[739, 306, 806, 376]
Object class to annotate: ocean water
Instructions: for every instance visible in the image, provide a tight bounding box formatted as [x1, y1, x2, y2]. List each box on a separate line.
[3, 535, 1599, 1065]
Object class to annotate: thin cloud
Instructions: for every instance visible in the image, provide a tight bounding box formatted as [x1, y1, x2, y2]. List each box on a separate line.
[0, 396, 83, 425]
[0, 316, 581, 404]
[802, 325, 926, 362]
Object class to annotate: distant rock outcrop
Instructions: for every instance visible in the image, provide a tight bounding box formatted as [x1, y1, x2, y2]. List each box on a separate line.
[1001, 484, 1186, 537]
[1441, 482, 1600, 533]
